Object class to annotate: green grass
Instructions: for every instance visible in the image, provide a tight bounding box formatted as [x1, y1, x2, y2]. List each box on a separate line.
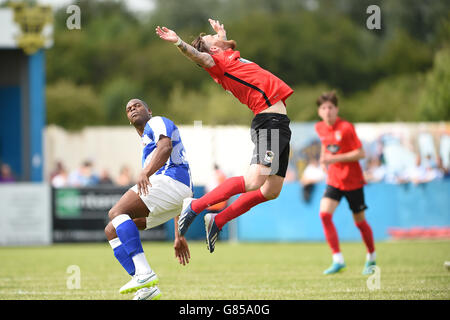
[0, 240, 449, 300]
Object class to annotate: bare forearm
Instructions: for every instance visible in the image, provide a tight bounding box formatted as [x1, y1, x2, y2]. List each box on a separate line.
[174, 216, 181, 239]
[142, 146, 172, 177]
[176, 39, 214, 68]
[333, 148, 365, 163]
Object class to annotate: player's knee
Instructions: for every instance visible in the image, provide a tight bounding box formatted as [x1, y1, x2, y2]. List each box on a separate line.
[104, 223, 115, 239]
[261, 189, 281, 200]
[245, 180, 263, 192]
[320, 212, 333, 223]
[108, 208, 120, 221]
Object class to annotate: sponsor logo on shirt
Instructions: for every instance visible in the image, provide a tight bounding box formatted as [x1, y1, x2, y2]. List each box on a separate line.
[335, 130, 342, 141]
[326, 144, 340, 154]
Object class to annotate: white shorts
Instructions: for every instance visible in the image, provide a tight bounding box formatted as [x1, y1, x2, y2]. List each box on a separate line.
[130, 174, 193, 230]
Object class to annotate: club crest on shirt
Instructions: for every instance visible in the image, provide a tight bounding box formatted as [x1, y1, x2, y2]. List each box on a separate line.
[326, 144, 340, 154]
[142, 135, 152, 146]
[335, 130, 342, 141]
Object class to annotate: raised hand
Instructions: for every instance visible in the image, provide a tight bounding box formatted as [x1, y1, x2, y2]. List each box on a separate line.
[208, 18, 226, 40]
[155, 26, 179, 43]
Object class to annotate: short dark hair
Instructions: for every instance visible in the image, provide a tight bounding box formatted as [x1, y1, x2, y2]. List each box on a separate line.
[316, 91, 338, 107]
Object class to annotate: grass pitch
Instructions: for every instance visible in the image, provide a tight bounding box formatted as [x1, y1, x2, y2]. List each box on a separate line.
[0, 240, 449, 300]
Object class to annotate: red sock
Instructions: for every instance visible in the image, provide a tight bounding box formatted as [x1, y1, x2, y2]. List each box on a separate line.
[191, 176, 246, 214]
[356, 220, 375, 253]
[214, 189, 268, 230]
[320, 212, 340, 254]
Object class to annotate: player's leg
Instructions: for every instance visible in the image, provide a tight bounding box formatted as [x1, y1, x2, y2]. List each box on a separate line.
[179, 121, 275, 236]
[105, 217, 147, 276]
[106, 189, 158, 293]
[204, 124, 290, 252]
[203, 164, 271, 253]
[320, 186, 346, 274]
[213, 172, 282, 231]
[347, 188, 376, 274]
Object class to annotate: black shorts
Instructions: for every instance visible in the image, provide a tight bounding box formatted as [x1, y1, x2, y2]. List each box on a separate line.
[323, 185, 368, 213]
[250, 113, 291, 177]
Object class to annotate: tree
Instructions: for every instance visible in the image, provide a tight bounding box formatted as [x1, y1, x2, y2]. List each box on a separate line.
[46, 80, 104, 130]
[419, 48, 450, 121]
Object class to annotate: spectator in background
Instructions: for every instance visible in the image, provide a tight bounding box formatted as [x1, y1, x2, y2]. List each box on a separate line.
[299, 158, 326, 202]
[0, 163, 15, 183]
[51, 166, 68, 188]
[99, 169, 114, 185]
[404, 154, 442, 185]
[437, 156, 450, 179]
[68, 160, 99, 187]
[49, 161, 65, 181]
[116, 165, 133, 187]
[364, 157, 387, 183]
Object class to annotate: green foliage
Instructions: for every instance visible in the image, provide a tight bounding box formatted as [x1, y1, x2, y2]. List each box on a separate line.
[340, 74, 426, 122]
[44, 0, 450, 128]
[46, 80, 104, 130]
[101, 77, 143, 125]
[164, 82, 253, 125]
[419, 48, 450, 121]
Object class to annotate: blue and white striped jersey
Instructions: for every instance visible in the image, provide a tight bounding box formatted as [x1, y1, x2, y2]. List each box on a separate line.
[141, 116, 192, 189]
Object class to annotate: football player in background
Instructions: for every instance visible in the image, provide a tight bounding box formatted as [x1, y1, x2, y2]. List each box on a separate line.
[315, 91, 376, 275]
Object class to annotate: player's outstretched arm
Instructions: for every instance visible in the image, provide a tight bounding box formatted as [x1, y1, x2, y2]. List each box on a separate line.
[208, 18, 227, 40]
[155, 26, 215, 68]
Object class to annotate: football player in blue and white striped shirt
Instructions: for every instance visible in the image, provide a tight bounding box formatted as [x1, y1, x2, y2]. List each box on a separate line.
[104, 98, 193, 300]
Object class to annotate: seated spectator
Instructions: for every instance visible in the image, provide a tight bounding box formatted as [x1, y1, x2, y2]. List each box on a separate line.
[437, 156, 450, 179]
[116, 165, 133, 186]
[49, 161, 65, 181]
[364, 157, 387, 183]
[98, 169, 114, 185]
[68, 160, 99, 187]
[51, 167, 68, 188]
[300, 158, 326, 202]
[402, 154, 442, 185]
[0, 163, 15, 183]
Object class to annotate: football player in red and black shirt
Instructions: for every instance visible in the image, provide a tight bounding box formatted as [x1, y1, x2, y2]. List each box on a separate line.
[315, 91, 376, 275]
[156, 19, 293, 253]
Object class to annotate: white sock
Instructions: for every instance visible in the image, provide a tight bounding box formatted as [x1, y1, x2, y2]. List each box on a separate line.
[108, 237, 121, 249]
[111, 214, 131, 229]
[332, 252, 344, 264]
[132, 252, 152, 275]
[367, 251, 376, 262]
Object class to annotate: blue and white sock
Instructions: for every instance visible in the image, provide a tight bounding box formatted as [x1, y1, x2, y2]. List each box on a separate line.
[109, 238, 135, 276]
[111, 214, 152, 275]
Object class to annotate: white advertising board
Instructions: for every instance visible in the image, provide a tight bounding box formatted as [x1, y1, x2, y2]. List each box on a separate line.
[0, 183, 52, 246]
